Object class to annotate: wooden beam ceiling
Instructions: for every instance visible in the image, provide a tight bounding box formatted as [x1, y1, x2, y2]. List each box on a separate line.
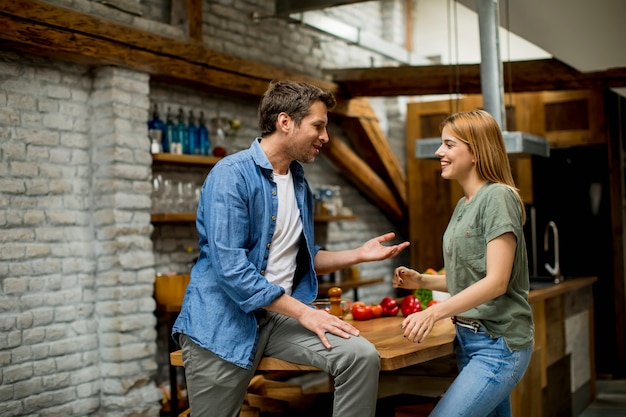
[0, 0, 337, 98]
[325, 59, 626, 97]
[6, 1, 622, 230]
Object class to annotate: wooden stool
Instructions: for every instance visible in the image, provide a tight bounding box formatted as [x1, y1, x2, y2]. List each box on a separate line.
[170, 350, 321, 416]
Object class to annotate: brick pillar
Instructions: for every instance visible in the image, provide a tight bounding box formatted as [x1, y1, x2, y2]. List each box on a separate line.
[90, 66, 161, 416]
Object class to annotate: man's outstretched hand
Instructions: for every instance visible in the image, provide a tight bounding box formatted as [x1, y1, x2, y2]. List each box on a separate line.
[359, 232, 410, 262]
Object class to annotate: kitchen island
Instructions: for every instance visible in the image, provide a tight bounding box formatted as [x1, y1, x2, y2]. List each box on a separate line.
[366, 276, 598, 417]
[169, 277, 597, 417]
[512, 276, 597, 417]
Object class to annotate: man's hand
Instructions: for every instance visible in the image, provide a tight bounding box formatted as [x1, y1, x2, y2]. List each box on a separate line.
[359, 232, 410, 262]
[266, 294, 359, 349]
[299, 308, 360, 349]
[313, 232, 410, 276]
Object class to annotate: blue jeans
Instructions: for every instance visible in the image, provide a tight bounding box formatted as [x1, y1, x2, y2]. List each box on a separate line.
[430, 324, 533, 417]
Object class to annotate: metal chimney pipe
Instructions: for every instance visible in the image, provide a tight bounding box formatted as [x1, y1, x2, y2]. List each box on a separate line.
[477, 0, 507, 131]
[414, 0, 551, 159]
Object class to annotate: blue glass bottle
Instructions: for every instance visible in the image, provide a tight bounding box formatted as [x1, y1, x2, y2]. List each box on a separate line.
[198, 111, 210, 156]
[187, 110, 199, 155]
[175, 108, 188, 154]
[148, 103, 166, 152]
[164, 107, 177, 154]
[148, 103, 165, 131]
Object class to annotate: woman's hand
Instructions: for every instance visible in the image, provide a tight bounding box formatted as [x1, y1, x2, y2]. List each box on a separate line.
[393, 266, 422, 289]
[401, 309, 437, 344]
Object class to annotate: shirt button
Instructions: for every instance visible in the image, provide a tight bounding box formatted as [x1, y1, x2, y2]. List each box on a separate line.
[271, 215, 276, 221]
[272, 190, 277, 196]
[466, 231, 470, 236]
[260, 270, 265, 275]
[266, 243, 271, 249]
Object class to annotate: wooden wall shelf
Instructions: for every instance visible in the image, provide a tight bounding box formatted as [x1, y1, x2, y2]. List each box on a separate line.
[152, 213, 357, 223]
[152, 153, 221, 166]
[313, 214, 357, 222]
[151, 213, 196, 223]
[318, 277, 385, 297]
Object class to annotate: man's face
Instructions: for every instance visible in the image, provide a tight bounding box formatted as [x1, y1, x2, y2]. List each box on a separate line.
[287, 101, 330, 164]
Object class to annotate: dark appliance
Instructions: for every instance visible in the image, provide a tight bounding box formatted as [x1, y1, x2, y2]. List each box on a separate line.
[528, 145, 615, 377]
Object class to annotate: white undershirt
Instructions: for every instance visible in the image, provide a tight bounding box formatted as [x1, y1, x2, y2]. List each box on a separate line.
[264, 170, 302, 295]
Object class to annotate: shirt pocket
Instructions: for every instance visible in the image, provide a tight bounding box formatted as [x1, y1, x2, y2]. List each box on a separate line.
[456, 226, 485, 260]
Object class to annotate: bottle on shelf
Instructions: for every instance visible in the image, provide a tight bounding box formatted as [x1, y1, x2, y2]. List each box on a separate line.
[187, 110, 199, 155]
[175, 108, 187, 155]
[164, 107, 177, 154]
[211, 117, 228, 157]
[148, 103, 165, 153]
[198, 111, 211, 156]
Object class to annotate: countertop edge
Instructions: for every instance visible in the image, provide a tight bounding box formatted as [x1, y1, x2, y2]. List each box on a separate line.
[528, 276, 597, 303]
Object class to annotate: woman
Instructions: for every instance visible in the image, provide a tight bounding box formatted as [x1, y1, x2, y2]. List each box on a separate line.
[393, 110, 534, 417]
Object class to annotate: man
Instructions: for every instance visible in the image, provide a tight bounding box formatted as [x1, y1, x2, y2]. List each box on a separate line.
[172, 80, 409, 417]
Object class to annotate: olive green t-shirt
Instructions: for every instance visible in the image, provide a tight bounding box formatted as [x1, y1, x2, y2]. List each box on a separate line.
[443, 182, 534, 350]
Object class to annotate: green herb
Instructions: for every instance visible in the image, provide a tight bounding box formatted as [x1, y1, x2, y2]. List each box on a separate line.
[414, 288, 432, 309]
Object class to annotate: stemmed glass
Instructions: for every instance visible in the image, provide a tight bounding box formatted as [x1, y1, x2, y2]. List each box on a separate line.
[152, 174, 163, 213]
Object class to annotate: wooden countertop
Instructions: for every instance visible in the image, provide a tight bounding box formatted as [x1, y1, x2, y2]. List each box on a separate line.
[346, 316, 456, 371]
[169, 317, 456, 372]
[528, 276, 597, 303]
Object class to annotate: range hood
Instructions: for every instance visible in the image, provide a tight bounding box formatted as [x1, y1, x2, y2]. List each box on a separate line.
[415, 131, 550, 159]
[415, 0, 550, 160]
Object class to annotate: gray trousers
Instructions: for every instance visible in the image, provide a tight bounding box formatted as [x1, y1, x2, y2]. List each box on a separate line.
[179, 310, 380, 417]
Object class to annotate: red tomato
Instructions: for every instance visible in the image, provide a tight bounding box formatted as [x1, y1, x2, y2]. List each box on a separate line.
[427, 300, 439, 308]
[351, 303, 373, 320]
[370, 304, 383, 318]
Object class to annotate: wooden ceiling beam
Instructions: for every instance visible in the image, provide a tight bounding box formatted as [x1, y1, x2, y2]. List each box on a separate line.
[326, 59, 626, 97]
[339, 117, 407, 206]
[0, 0, 337, 97]
[324, 133, 404, 223]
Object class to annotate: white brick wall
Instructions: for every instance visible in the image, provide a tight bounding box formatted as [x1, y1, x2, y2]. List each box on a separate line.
[0, 54, 160, 415]
[1, 0, 413, 415]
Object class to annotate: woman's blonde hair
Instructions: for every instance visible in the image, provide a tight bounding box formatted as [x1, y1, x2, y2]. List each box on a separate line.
[441, 109, 526, 223]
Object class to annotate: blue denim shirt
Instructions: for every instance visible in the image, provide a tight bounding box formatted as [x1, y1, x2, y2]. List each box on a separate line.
[172, 138, 320, 369]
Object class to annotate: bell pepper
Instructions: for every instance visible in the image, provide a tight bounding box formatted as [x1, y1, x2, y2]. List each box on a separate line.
[380, 296, 399, 317]
[400, 295, 422, 316]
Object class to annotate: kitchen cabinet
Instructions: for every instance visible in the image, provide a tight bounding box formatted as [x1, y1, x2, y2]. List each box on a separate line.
[511, 277, 597, 417]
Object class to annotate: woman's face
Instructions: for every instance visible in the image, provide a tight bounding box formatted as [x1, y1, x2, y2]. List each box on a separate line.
[435, 125, 475, 181]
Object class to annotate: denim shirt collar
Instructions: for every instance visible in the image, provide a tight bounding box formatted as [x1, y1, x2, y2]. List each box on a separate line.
[250, 137, 307, 189]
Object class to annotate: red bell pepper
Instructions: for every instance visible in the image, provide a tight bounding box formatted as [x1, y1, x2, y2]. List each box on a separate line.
[380, 296, 399, 317]
[400, 295, 422, 317]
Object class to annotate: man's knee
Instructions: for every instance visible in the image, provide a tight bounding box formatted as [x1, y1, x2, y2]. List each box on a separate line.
[344, 337, 380, 371]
